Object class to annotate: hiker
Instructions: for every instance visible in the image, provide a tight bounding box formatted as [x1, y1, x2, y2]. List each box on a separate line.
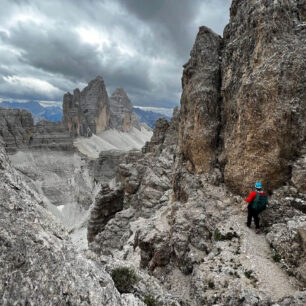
[244, 182, 268, 233]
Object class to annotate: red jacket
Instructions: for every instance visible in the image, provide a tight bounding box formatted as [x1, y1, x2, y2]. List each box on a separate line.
[244, 190, 266, 203]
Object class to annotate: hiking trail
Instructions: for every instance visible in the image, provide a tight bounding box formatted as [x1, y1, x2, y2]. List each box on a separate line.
[232, 214, 298, 301]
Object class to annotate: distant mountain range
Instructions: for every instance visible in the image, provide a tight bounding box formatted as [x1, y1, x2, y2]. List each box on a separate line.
[0, 101, 172, 128]
[0, 101, 62, 123]
[133, 107, 171, 128]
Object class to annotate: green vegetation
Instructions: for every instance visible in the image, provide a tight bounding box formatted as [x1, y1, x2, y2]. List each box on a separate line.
[208, 280, 215, 289]
[214, 229, 239, 241]
[144, 296, 159, 306]
[272, 252, 281, 262]
[244, 270, 253, 279]
[111, 267, 139, 294]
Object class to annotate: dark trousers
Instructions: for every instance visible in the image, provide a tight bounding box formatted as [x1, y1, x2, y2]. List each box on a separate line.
[247, 204, 260, 229]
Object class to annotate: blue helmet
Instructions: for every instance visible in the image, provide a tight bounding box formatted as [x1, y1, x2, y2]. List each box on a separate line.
[255, 182, 262, 189]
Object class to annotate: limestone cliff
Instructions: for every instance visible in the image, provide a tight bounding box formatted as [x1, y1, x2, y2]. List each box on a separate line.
[62, 77, 142, 137]
[110, 88, 141, 132]
[179, 26, 222, 174]
[0, 107, 34, 153]
[62, 76, 110, 137]
[221, 0, 306, 194]
[177, 0, 306, 195]
[0, 139, 130, 305]
[0, 108, 73, 152]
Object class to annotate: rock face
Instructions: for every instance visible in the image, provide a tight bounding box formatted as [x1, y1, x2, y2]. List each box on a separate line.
[0, 108, 73, 152]
[292, 146, 306, 194]
[62, 77, 142, 137]
[179, 26, 222, 174]
[31, 119, 73, 151]
[62, 76, 110, 137]
[0, 140, 125, 305]
[110, 88, 141, 132]
[0, 107, 34, 153]
[87, 185, 124, 243]
[221, 0, 306, 194]
[86, 2, 306, 305]
[89, 150, 125, 184]
[176, 1, 306, 195]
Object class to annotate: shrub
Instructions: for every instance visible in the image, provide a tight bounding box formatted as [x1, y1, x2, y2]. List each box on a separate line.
[208, 280, 215, 289]
[214, 229, 239, 241]
[111, 267, 138, 293]
[272, 253, 281, 262]
[244, 270, 254, 279]
[144, 296, 158, 306]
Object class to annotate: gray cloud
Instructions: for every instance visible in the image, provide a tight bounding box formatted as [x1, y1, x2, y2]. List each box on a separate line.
[0, 0, 231, 108]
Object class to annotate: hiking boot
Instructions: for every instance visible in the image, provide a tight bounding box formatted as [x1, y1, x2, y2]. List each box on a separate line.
[255, 228, 260, 234]
[246, 223, 250, 228]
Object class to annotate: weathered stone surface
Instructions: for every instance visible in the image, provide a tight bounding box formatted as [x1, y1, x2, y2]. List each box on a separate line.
[63, 76, 110, 137]
[87, 185, 124, 243]
[0, 107, 34, 153]
[221, 0, 306, 194]
[0, 108, 73, 152]
[110, 88, 141, 132]
[31, 119, 73, 151]
[142, 118, 169, 154]
[278, 291, 306, 306]
[62, 78, 143, 137]
[10, 151, 94, 213]
[0, 140, 124, 305]
[89, 150, 125, 184]
[292, 146, 306, 193]
[179, 26, 222, 174]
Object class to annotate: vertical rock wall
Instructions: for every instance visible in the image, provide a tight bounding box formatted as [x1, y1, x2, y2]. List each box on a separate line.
[62, 76, 110, 137]
[177, 0, 306, 195]
[179, 26, 222, 174]
[0, 108, 34, 153]
[0, 108, 73, 152]
[221, 0, 306, 193]
[109, 88, 141, 132]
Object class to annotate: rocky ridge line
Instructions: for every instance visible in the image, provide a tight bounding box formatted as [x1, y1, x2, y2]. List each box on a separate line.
[62, 77, 144, 137]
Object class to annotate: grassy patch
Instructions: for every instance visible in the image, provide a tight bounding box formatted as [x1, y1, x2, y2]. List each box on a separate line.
[214, 229, 239, 241]
[144, 296, 159, 306]
[111, 267, 139, 294]
[272, 253, 281, 262]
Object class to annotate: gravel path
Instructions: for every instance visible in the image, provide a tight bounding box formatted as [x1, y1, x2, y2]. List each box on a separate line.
[236, 215, 297, 301]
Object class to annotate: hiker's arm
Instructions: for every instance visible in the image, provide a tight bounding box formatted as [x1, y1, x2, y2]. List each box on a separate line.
[244, 191, 256, 203]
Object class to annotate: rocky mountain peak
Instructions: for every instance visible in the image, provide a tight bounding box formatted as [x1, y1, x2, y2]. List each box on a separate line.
[109, 87, 141, 131]
[63, 76, 110, 137]
[179, 25, 222, 175]
[110, 88, 133, 112]
[62, 77, 143, 136]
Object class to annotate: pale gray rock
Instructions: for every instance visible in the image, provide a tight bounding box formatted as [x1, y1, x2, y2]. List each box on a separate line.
[0, 141, 125, 305]
[89, 150, 125, 184]
[179, 26, 222, 174]
[292, 146, 306, 194]
[0, 108, 73, 153]
[87, 185, 124, 243]
[221, 0, 306, 194]
[62, 76, 110, 137]
[109, 88, 141, 132]
[62, 78, 143, 137]
[30, 119, 73, 151]
[0, 107, 34, 153]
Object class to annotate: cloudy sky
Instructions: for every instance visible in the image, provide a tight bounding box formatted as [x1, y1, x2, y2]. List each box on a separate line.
[0, 0, 231, 108]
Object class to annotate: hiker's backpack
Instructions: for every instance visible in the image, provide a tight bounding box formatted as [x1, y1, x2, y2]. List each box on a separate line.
[252, 192, 268, 213]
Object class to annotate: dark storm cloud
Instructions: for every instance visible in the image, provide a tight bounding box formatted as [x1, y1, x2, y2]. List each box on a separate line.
[0, 0, 231, 107]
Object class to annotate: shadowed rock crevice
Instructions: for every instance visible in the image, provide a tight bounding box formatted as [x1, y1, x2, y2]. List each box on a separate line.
[87, 185, 124, 243]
